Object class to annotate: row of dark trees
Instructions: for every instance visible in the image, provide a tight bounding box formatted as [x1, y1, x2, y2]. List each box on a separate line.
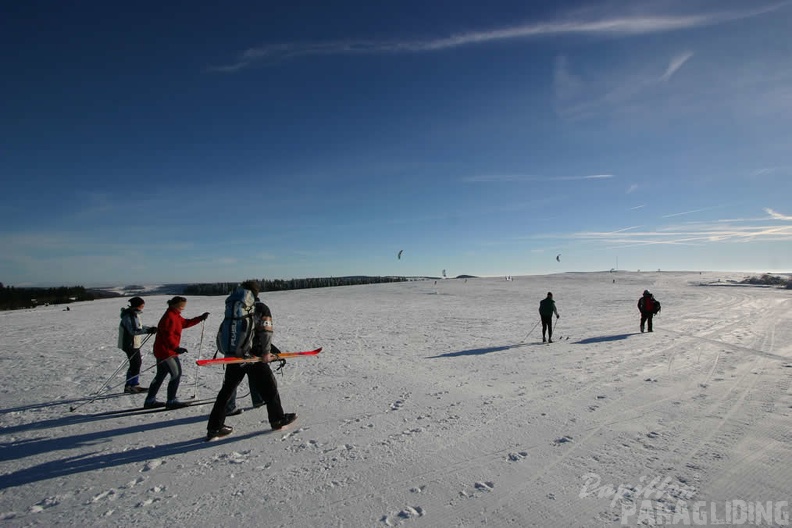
[0, 284, 120, 310]
[184, 276, 408, 296]
[740, 274, 792, 288]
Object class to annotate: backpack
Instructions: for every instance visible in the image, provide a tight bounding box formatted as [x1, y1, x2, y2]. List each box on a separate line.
[216, 288, 256, 357]
[652, 298, 661, 314]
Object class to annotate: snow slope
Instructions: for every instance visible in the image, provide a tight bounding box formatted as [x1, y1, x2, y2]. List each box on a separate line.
[1, 272, 791, 527]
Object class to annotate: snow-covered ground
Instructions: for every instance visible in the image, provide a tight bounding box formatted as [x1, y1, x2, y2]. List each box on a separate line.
[1, 271, 791, 527]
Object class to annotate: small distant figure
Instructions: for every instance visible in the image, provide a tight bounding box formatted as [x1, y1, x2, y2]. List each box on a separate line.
[145, 296, 209, 409]
[539, 292, 560, 343]
[638, 290, 661, 333]
[66, 306, 70, 311]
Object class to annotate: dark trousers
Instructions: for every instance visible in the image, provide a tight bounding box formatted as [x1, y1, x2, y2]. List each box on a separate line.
[145, 356, 182, 404]
[208, 363, 284, 431]
[225, 379, 265, 413]
[123, 347, 142, 386]
[640, 313, 654, 332]
[541, 315, 554, 340]
[223, 344, 279, 413]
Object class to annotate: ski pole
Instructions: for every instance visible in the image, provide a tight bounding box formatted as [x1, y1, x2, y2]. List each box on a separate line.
[98, 333, 154, 392]
[192, 320, 206, 399]
[69, 334, 154, 412]
[70, 355, 171, 412]
[521, 321, 540, 343]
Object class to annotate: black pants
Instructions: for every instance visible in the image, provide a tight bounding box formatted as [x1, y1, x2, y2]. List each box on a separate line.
[123, 347, 142, 386]
[208, 362, 284, 431]
[640, 313, 654, 332]
[541, 315, 554, 340]
[225, 378, 265, 413]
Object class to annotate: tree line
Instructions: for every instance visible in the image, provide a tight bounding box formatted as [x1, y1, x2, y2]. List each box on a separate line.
[740, 274, 792, 288]
[0, 284, 120, 310]
[184, 276, 408, 296]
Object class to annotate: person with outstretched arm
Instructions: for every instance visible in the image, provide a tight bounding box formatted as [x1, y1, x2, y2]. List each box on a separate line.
[144, 296, 208, 410]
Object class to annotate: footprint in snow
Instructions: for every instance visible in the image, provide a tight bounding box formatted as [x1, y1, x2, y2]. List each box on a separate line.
[474, 481, 495, 492]
[554, 436, 574, 445]
[380, 506, 425, 526]
[140, 459, 164, 472]
[508, 451, 529, 462]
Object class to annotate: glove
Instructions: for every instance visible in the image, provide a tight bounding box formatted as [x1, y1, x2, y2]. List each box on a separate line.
[201, 312, 210, 321]
[176, 347, 188, 355]
[147, 327, 158, 334]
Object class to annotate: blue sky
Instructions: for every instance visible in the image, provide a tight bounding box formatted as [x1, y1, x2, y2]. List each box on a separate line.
[2, 0, 791, 286]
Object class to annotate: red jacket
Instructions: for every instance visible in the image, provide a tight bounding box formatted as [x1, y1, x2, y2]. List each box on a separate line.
[153, 307, 203, 360]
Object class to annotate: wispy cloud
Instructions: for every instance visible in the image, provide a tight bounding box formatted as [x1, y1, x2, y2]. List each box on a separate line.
[661, 206, 725, 219]
[766, 208, 792, 221]
[660, 52, 694, 82]
[567, 209, 792, 248]
[627, 184, 639, 194]
[208, 4, 782, 72]
[464, 174, 613, 183]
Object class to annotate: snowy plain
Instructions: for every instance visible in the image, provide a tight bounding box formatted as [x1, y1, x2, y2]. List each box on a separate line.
[1, 271, 791, 527]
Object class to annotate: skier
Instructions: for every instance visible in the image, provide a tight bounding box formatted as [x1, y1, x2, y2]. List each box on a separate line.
[206, 281, 296, 440]
[638, 290, 661, 333]
[144, 296, 209, 409]
[539, 292, 560, 343]
[118, 296, 157, 393]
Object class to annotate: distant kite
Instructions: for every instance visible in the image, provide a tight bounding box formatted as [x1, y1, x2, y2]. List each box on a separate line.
[556, 254, 561, 262]
[397, 249, 403, 260]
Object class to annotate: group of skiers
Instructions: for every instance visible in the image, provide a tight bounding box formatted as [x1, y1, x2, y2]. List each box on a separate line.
[117, 280, 295, 441]
[118, 282, 661, 441]
[536, 289, 661, 341]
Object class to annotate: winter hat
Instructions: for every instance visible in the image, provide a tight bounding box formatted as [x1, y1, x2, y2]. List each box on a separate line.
[241, 279, 261, 295]
[643, 290, 651, 296]
[128, 296, 145, 308]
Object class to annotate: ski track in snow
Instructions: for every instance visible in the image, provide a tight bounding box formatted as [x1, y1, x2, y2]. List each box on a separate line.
[1, 272, 791, 527]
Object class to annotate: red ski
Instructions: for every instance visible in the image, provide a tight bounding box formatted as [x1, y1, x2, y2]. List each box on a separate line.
[196, 348, 322, 366]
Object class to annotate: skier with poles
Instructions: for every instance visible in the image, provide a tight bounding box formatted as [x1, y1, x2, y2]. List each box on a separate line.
[206, 280, 296, 441]
[144, 296, 209, 410]
[539, 292, 560, 343]
[118, 296, 157, 393]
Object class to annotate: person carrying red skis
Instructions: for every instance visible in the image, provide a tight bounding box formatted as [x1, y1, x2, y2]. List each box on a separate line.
[206, 280, 296, 441]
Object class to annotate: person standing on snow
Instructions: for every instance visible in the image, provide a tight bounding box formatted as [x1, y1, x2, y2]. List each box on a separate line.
[144, 296, 209, 409]
[118, 296, 157, 393]
[638, 290, 661, 333]
[206, 280, 296, 441]
[539, 292, 560, 343]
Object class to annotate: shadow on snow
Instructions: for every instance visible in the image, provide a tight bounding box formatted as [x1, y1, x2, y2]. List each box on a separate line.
[0, 414, 275, 489]
[574, 333, 637, 344]
[427, 343, 525, 358]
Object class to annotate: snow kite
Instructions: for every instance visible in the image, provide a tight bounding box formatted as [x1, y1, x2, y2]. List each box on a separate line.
[556, 254, 561, 262]
[397, 249, 403, 260]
